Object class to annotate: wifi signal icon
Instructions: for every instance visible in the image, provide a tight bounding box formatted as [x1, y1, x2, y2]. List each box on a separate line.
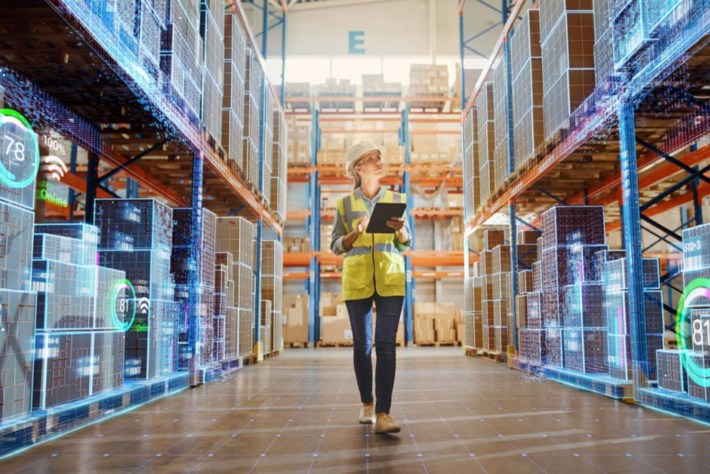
[42, 155, 68, 181]
[138, 297, 150, 315]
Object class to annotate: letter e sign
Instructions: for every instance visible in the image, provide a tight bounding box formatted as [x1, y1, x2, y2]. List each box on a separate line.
[349, 31, 365, 54]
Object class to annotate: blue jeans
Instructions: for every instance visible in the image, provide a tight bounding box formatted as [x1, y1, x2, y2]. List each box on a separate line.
[345, 292, 403, 414]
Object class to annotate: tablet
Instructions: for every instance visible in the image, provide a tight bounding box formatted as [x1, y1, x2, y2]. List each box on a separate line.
[365, 202, 407, 234]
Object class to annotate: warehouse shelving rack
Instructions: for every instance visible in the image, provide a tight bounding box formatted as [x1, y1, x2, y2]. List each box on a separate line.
[285, 97, 466, 345]
[459, 0, 710, 423]
[0, 0, 289, 454]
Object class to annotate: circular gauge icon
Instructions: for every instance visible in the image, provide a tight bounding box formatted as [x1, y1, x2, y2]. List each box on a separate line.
[0, 109, 40, 189]
[676, 277, 710, 387]
[112, 279, 137, 332]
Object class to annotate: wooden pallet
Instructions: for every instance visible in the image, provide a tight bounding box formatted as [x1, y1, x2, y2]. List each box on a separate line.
[464, 347, 480, 358]
[480, 349, 506, 363]
[243, 354, 258, 366]
[416, 341, 462, 347]
[316, 341, 354, 348]
[286, 342, 313, 348]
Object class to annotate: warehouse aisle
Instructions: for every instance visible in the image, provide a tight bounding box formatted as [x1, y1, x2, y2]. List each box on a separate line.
[2, 349, 710, 474]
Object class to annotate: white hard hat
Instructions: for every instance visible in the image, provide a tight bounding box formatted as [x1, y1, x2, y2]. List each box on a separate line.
[345, 141, 381, 180]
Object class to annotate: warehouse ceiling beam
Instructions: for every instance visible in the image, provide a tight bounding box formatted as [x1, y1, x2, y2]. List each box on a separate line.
[291, 0, 392, 11]
[243, 0, 284, 19]
[98, 139, 169, 184]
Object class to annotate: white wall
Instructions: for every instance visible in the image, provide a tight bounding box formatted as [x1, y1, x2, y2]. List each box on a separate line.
[245, 0, 502, 67]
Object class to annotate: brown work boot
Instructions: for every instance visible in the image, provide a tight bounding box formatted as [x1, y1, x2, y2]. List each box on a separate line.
[375, 412, 401, 434]
[359, 403, 376, 424]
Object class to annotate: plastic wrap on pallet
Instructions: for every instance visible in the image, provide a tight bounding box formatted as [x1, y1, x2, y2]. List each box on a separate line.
[562, 328, 608, 373]
[477, 84, 496, 203]
[518, 270, 534, 294]
[541, 206, 606, 250]
[526, 292, 543, 328]
[532, 261, 542, 292]
[540, 4, 596, 142]
[216, 216, 255, 269]
[0, 289, 37, 421]
[511, 9, 544, 169]
[545, 328, 563, 367]
[561, 283, 605, 328]
[657, 349, 687, 393]
[0, 202, 35, 291]
[492, 59, 509, 191]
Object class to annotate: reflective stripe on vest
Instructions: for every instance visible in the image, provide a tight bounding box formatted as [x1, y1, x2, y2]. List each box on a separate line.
[344, 246, 371, 257]
[374, 243, 400, 254]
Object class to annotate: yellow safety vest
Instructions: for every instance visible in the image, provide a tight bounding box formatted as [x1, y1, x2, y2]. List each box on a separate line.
[337, 190, 407, 301]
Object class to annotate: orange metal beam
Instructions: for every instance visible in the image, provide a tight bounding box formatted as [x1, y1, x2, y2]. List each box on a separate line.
[569, 142, 710, 209]
[410, 209, 463, 219]
[413, 270, 464, 279]
[287, 210, 311, 220]
[284, 252, 312, 267]
[607, 179, 710, 232]
[284, 271, 309, 280]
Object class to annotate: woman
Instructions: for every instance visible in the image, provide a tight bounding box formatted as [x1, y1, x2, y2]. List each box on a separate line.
[330, 141, 412, 435]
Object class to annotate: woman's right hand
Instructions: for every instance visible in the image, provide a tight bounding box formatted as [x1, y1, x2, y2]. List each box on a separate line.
[356, 216, 370, 235]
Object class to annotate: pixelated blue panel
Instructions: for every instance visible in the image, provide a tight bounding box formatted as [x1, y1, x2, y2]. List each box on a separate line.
[0, 201, 34, 291]
[0, 290, 37, 422]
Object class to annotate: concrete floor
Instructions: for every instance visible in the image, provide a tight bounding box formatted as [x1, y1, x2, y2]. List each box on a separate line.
[2, 347, 710, 473]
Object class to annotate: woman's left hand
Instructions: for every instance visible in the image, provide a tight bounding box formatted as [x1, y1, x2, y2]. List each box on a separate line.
[386, 217, 405, 231]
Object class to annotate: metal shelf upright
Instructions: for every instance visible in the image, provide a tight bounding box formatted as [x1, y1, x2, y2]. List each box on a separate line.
[309, 108, 322, 344]
[400, 104, 415, 345]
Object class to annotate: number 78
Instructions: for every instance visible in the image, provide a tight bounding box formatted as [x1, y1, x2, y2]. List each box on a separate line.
[4, 135, 26, 162]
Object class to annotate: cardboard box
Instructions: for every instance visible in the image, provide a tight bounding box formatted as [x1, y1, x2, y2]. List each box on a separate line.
[319, 292, 342, 317]
[437, 329, 456, 342]
[456, 323, 465, 343]
[416, 329, 436, 343]
[321, 317, 352, 344]
[434, 317, 454, 331]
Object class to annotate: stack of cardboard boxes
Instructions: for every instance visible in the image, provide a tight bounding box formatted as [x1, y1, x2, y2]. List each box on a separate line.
[286, 114, 311, 165]
[284, 294, 310, 345]
[540, 0, 596, 141]
[409, 64, 449, 109]
[317, 139, 347, 165]
[285, 82, 311, 111]
[411, 135, 452, 165]
[448, 216, 464, 252]
[318, 78, 357, 110]
[492, 55, 510, 191]
[414, 303, 460, 344]
[320, 292, 349, 344]
[511, 9, 545, 171]
[477, 83, 496, 203]
[283, 236, 311, 253]
[362, 74, 402, 110]
[463, 105, 480, 222]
